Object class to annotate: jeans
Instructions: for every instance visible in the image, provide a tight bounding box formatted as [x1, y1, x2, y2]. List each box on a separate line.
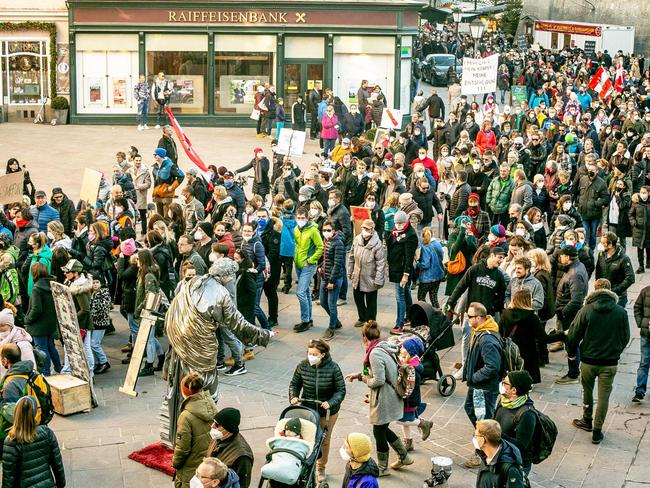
[394, 280, 413, 328]
[155, 100, 168, 126]
[320, 278, 343, 329]
[146, 326, 163, 364]
[499, 89, 507, 104]
[127, 312, 139, 344]
[464, 387, 499, 426]
[296, 264, 318, 323]
[276, 121, 284, 135]
[635, 338, 650, 397]
[217, 327, 243, 365]
[255, 276, 269, 330]
[33, 335, 61, 376]
[323, 138, 336, 157]
[353, 288, 378, 322]
[580, 363, 617, 430]
[90, 330, 108, 365]
[582, 218, 600, 253]
[136, 99, 149, 126]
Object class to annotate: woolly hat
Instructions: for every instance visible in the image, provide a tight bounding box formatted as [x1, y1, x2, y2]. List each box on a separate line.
[398, 192, 413, 205]
[559, 244, 578, 259]
[468, 193, 480, 203]
[507, 370, 533, 395]
[120, 238, 137, 257]
[402, 337, 424, 358]
[284, 417, 303, 437]
[490, 224, 506, 238]
[0, 308, 14, 327]
[346, 433, 372, 463]
[153, 148, 167, 158]
[394, 210, 408, 225]
[214, 407, 241, 434]
[454, 215, 472, 228]
[197, 221, 214, 238]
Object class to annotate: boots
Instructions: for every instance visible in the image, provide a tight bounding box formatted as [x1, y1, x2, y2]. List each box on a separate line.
[404, 438, 414, 452]
[418, 419, 433, 441]
[389, 439, 414, 469]
[376, 451, 390, 476]
[139, 362, 154, 377]
[154, 354, 165, 371]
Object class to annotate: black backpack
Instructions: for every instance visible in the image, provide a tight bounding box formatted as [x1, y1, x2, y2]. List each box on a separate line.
[499, 461, 531, 488]
[514, 405, 558, 464]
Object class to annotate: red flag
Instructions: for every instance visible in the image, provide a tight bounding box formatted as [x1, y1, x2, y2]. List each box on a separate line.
[614, 66, 626, 92]
[164, 106, 208, 173]
[588, 67, 613, 100]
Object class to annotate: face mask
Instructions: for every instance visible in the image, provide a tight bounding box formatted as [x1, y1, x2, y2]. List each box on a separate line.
[0, 331, 10, 340]
[115, 206, 124, 215]
[307, 354, 321, 366]
[385, 161, 393, 167]
[473, 163, 481, 171]
[284, 170, 292, 178]
[566, 240, 576, 247]
[209, 428, 223, 440]
[209, 253, 218, 263]
[242, 235, 252, 242]
[488, 234, 497, 242]
[224, 180, 233, 188]
[394, 223, 407, 232]
[194, 231, 204, 241]
[461, 156, 469, 163]
[309, 209, 319, 218]
[515, 229, 526, 236]
[88, 233, 96, 242]
[361, 230, 372, 239]
[642, 193, 649, 201]
[416, 171, 425, 179]
[257, 218, 268, 228]
[327, 199, 336, 208]
[597, 243, 606, 252]
[563, 202, 571, 211]
[472, 436, 482, 451]
[339, 446, 352, 462]
[47, 231, 55, 240]
[189, 476, 204, 488]
[296, 219, 307, 228]
[498, 382, 506, 395]
[323, 230, 333, 239]
[441, 151, 449, 157]
[419, 155, 426, 160]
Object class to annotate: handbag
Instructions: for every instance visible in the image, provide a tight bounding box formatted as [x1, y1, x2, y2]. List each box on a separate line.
[250, 109, 261, 121]
[446, 251, 466, 275]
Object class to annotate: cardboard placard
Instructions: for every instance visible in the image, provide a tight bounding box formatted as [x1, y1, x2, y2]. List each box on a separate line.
[275, 128, 306, 158]
[0, 171, 24, 205]
[351, 206, 371, 237]
[461, 54, 499, 95]
[79, 168, 103, 204]
[380, 108, 403, 129]
[584, 40, 596, 58]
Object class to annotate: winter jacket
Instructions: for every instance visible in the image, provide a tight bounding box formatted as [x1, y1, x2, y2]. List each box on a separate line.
[495, 397, 537, 469]
[327, 203, 352, 248]
[366, 342, 403, 425]
[348, 232, 386, 293]
[183, 197, 205, 233]
[236, 268, 257, 324]
[343, 459, 380, 488]
[293, 223, 324, 269]
[449, 182, 471, 220]
[24, 276, 58, 337]
[289, 355, 346, 416]
[151, 242, 176, 298]
[24, 245, 53, 296]
[30, 204, 60, 233]
[69, 274, 93, 330]
[534, 269, 556, 322]
[14, 219, 38, 267]
[207, 432, 253, 488]
[505, 273, 544, 311]
[555, 260, 589, 328]
[464, 322, 502, 391]
[321, 233, 345, 284]
[320, 114, 339, 140]
[634, 285, 650, 340]
[83, 238, 113, 279]
[259, 222, 281, 284]
[567, 289, 630, 366]
[116, 256, 138, 314]
[172, 389, 218, 486]
[280, 212, 297, 257]
[131, 164, 152, 210]
[90, 287, 112, 331]
[476, 130, 497, 154]
[236, 157, 270, 197]
[475, 439, 526, 488]
[595, 245, 635, 298]
[416, 241, 445, 283]
[0, 360, 36, 402]
[448, 261, 506, 316]
[444, 230, 478, 296]
[510, 181, 533, 212]
[629, 194, 650, 248]
[486, 177, 515, 214]
[577, 175, 609, 220]
[50, 194, 77, 236]
[0, 247, 20, 306]
[386, 224, 419, 283]
[1, 425, 65, 488]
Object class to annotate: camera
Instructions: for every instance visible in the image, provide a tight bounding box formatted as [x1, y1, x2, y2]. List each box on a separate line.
[423, 456, 452, 487]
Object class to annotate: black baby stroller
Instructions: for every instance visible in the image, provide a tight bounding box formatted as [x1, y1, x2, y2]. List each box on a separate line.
[387, 301, 456, 397]
[258, 399, 330, 488]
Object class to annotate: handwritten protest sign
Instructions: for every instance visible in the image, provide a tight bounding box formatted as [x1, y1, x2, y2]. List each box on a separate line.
[0, 172, 24, 205]
[461, 54, 499, 95]
[380, 108, 403, 129]
[79, 168, 103, 203]
[275, 128, 306, 158]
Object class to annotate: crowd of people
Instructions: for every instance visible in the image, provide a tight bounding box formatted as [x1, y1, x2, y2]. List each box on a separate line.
[1, 21, 650, 488]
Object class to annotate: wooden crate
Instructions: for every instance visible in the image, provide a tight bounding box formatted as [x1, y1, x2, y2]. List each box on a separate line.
[46, 374, 91, 416]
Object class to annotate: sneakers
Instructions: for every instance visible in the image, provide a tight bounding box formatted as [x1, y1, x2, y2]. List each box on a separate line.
[632, 392, 644, 403]
[256, 133, 265, 138]
[322, 328, 335, 341]
[354, 320, 364, 327]
[294, 321, 313, 333]
[94, 362, 111, 375]
[555, 374, 579, 385]
[143, 124, 149, 129]
[137, 125, 143, 131]
[337, 298, 347, 306]
[225, 364, 247, 376]
[463, 452, 482, 468]
[592, 429, 604, 444]
[572, 417, 593, 432]
[216, 362, 228, 372]
[390, 326, 403, 335]
[243, 351, 255, 361]
[121, 343, 133, 353]
[154, 124, 161, 129]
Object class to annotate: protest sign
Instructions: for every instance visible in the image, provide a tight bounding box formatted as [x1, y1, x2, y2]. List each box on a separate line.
[0, 171, 24, 205]
[275, 128, 306, 158]
[351, 206, 371, 236]
[511, 85, 528, 107]
[461, 54, 499, 95]
[584, 40, 596, 58]
[79, 168, 103, 203]
[380, 108, 403, 129]
[517, 34, 528, 51]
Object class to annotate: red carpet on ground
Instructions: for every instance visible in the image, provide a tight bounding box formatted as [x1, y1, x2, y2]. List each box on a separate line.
[128, 442, 174, 476]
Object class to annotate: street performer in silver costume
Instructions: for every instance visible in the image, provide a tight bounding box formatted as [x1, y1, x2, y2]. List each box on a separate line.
[160, 267, 272, 447]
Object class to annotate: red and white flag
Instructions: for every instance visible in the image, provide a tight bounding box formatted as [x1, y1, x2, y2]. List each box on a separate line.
[614, 65, 626, 92]
[588, 66, 613, 100]
[164, 106, 209, 173]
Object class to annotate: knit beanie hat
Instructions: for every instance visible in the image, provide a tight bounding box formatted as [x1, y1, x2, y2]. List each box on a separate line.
[490, 224, 506, 238]
[197, 221, 214, 238]
[394, 210, 408, 225]
[454, 215, 472, 228]
[214, 407, 241, 434]
[507, 370, 533, 395]
[347, 433, 372, 462]
[0, 308, 14, 327]
[120, 238, 137, 257]
[402, 337, 425, 358]
[284, 417, 302, 437]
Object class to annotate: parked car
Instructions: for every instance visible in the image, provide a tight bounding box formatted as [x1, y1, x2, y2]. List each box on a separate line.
[421, 54, 462, 86]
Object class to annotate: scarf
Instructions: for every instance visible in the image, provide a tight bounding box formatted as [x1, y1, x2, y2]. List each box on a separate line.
[363, 339, 383, 367]
[466, 206, 479, 217]
[391, 222, 410, 239]
[469, 315, 499, 346]
[500, 394, 528, 410]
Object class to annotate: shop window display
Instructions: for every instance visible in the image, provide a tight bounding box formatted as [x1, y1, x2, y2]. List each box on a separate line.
[3, 40, 48, 104]
[147, 51, 208, 114]
[215, 52, 273, 114]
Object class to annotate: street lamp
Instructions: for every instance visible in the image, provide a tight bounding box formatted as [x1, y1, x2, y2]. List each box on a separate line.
[469, 18, 485, 58]
[451, 7, 463, 74]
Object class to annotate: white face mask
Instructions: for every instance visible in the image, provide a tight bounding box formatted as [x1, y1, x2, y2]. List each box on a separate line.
[0, 331, 10, 340]
[327, 199, 336, 208]
[296, 219, 307, 228]
[416, 171, 424, 178]
[498, 382, 507, 395]
[209, 253, 218, 263]
[366, 201, 376, 209]
[194, 231, 204, 241]
[323, 231, 333, 239]
[209, 428, 223, 440]
[339, 446, 352, 462]
[309, 209, 319, 218]
[189, 476, 204, 488]
[565, 240, 576, 247]
[361, 230, 372, 239]
[473, 163, 481, 171]
[641, 193, 649, 201]
[115, 206, 124, 215]
[242, 235, 252, 242]
[307, 354, 321, 366]
[299, 195, 308, 202]
[488, 234, 497, 242]
[515, 229, 525, 236]
[597, 243, 606, 252]
[47, 231, 55, 240]
[562, 202, 571, 211]
[472, 436, 482, 451]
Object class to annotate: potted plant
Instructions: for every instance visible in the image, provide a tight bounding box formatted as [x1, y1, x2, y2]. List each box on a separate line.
[51, 96, 69, 125]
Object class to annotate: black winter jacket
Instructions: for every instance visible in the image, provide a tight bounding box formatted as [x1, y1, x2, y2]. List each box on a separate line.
[448, 261, 506, 316]
[464, 327, 502, 391]
[50, 194, 77, 237]
[495, 397, 537, 468]
[116, 256, 138, 313]
[289, 355, 346, 416]
[475, 438, 526, 488]
[151, 243, 175, 297]
[2, 425, 66, 488]
[386, 225, 419, 283]
[83, 238, 113, 277]
[412, 187, 443, 226]
[321, 233, 345, 284]
[23, 276, 58, 337]
[577, 175, 609, 220]
[634, 285, 650, 340]
[555, 260, 588, 327]
[567, 289, 630, 366]
[595, 245, 635, 298]
[259, 223, 281, 284]
[326, 203, 352, 248]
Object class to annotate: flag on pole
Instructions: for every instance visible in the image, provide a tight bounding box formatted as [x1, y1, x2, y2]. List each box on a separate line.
[164, 106, 209, 173]
[588, 66, 613, 100]
[614, 65, 626, 92]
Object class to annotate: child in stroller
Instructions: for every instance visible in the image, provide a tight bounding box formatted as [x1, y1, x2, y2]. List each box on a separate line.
[260, 417, 316, 485]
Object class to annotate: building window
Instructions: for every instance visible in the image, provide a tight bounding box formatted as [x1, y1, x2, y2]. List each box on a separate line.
[146, 35, 208, 115]
[215, 52, 273, 114]
[3, 40, 49, 105]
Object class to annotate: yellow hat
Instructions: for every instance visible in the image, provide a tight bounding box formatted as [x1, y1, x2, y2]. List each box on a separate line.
[347, 433, 372, 462]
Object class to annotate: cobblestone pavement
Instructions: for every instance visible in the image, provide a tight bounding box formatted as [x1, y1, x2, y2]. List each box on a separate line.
[1, 124, 649, 487]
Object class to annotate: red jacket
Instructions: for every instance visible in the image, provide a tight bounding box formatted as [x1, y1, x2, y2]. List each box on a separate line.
[475, 130, 496, 154]
[411, 156, 439, 181]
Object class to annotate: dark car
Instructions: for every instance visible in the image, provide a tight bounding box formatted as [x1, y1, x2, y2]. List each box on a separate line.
[421, 54, 462, 86]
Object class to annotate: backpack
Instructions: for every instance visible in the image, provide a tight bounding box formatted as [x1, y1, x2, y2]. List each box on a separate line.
[1, 371, 54, 426]
[446, 250, 466, 275]
[514, 405, 558, 464]
[499, 461, 531, 488]
[389, 353, 416, 399]
[499, 326, 524, 377]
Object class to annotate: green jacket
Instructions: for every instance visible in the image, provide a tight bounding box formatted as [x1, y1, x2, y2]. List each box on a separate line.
[486, 176, 515, 214]
[173, 389, 218, 485]
[0, 247, 20, 306]
[135, 272, 160, 320]
[26, 245, 53, 296]
[293, 222, 323, 269]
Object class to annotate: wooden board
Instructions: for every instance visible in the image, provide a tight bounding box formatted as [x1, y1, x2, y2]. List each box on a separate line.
[47, 374, 91, 415]
[79, 168, 103, 204]
[0, 172, 24, 205]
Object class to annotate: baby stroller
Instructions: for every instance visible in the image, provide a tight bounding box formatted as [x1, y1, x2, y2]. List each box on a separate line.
[386, 301, 457, 397]
[258, 399, 330, 488]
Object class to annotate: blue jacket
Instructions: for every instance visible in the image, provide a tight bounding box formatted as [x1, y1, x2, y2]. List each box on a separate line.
[464, 326, 502, 392]
[226, 184, 246, 220]
[280, 212, 297, 257]
[152, 156, 173, 185]
[222, 469, 240, 488]
[244, 235, 266, 276]
[30, 204, 60, 233]
[317, 100, 328, 121]
[528, 92, 549, 109]
[476, 439, 525, 488]
[416, 241, 445, 283]
[576, 91, 593, 111]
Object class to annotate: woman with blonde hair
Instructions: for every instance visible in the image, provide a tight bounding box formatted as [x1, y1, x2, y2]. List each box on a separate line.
[47, 220, 71, 251]
[2, 396, 66, 487]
